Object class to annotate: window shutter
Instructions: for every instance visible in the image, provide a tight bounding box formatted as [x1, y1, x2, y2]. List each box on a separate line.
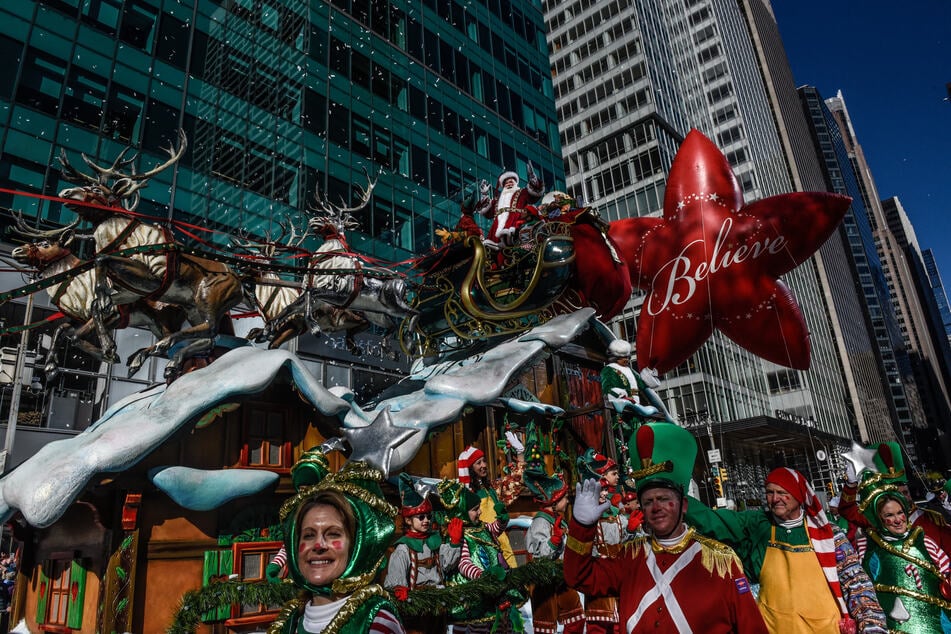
[35, 561, 50, 625]
[201, 550, 234, 622]
[66, 558, 88, 629]
[215, 550, 233, 620]
[201, 550, 219, 622]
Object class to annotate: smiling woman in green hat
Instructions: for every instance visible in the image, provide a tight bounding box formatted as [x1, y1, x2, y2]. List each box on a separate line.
[851, 470, 951, 632]
[268, 447, 404, 634]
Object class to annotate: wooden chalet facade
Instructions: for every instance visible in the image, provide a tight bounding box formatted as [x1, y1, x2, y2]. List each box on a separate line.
[10, 333, 615, 634]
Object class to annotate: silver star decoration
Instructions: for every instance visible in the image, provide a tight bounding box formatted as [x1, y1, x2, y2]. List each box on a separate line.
[340, 407, 425, 477]
[841, 441, 877, 480]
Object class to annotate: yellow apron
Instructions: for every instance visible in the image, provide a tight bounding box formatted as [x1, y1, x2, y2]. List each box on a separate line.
[479, 495, 517, 567]
[757, 525, 840, 633]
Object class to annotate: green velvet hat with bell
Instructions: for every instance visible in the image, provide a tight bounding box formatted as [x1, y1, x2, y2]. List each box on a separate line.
[280, 448, 398, 596]
[628, 422, 697, 494]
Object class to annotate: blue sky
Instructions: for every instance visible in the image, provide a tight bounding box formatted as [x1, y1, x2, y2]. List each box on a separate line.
[771, 1, 951, 285]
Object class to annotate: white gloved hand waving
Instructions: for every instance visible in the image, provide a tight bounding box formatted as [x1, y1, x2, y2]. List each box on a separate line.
[505, 430, 525, 454]
[573, 479, 611, 526]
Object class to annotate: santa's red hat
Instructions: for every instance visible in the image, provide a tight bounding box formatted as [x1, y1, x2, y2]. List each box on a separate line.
[457, 446, 485, 485]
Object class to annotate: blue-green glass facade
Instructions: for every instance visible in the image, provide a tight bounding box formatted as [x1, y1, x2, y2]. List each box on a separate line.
[1, 0, 563, 256]
[0, 0, 564, 429]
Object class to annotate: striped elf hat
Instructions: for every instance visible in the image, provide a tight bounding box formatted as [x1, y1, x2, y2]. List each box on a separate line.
[457, 445, 485, 485]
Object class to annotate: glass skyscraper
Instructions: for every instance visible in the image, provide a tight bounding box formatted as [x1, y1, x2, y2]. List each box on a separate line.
[0, 0, 563, 430]
[799, 85, 911, 449]
[544, 0, 852, 444]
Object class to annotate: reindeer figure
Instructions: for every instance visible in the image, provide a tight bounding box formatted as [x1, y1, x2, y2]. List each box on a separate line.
[235, 220, 369, 351]
[10, 215, 186, 376]
[301, 179, 417, 353]
[56, 132, 245, 379]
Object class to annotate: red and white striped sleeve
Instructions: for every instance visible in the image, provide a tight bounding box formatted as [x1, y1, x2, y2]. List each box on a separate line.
[458, 540, 483, 579]
[271, 546, 287, 568]
[924, 535, 951, 575]
[853, 536, 867, 561]
[369, 608, 405, 634]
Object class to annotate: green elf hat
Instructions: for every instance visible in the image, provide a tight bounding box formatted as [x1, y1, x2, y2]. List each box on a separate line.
[280, 454, 398, 597]
[398, 472, 433, 519]
[436, 479, 482, 522]
[856, 473, 911, 532]
[577, 448, 618, 482]
[871, 441, 907, 484]
[522, 466, 569, 506]
[290, 444, 331, 490]
[628, 422, 697, 495]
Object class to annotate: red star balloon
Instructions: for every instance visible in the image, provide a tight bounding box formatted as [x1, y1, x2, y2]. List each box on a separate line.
[608, 129, 850, 373]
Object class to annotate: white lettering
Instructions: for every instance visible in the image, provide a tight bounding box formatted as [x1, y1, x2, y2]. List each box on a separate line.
[647, 217, 787, 316]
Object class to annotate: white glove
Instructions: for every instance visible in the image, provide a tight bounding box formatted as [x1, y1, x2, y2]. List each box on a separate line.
[505, 430, 525, 454]
[573, 479, 611, 526]
[844, 461, 858, 485]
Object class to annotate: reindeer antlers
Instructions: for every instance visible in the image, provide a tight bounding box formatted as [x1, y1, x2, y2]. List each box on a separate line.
[305, 172, 377, 235]
[12, 211, 81, 242]
[58, 129, 187, 187]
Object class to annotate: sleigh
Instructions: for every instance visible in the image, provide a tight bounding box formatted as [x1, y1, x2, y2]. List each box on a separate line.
[405, 220, 585, 356]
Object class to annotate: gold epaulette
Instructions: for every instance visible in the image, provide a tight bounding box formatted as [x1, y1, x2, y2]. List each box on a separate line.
[692, 532, 742, 580]
[922, 507, 948, 527]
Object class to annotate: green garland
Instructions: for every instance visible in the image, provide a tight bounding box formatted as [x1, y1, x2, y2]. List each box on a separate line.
[167, 580, 300, 634]
[393, 559, 564, 617]
[167, 560, 564, 632]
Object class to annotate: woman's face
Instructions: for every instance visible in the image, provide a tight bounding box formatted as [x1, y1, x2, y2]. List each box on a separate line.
[468, 505, 482, 524]
[471, 457, 488, 478]
[298, 504, 351, 586]
[879, 500, 908, 536]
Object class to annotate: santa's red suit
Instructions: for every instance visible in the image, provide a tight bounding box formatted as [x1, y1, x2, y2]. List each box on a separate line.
[564, 520, 767, 634]
[484, 173, 544, 249]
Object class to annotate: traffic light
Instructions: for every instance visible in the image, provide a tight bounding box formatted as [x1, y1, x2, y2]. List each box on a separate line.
[826, 482, 835, 497]
[720, 466, 729, 481]
[713, 476, 724, 497]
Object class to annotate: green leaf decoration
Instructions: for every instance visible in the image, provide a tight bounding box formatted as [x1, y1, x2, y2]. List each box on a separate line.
[195, 403, 241, 429]
[116, 598, 128, 614]
[393, 559, 563, 618]
[168, 580, 298, 634]
[120, 534, 134, 551]
[115, 567, 127, 581]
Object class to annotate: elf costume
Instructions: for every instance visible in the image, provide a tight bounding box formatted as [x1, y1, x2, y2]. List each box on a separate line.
[268, 446, 403, 634]
[565, 422, 767, 633]
[385, 473, 462, 634]
[437, 479, 524, 633]
[457, 444, 524, 568]
[839, 441, 951, 558]
[576, 448, 622, 633]
[522, 426, 585, 634]
[851, 465, 951, 632]
[685, 465, 886, 633]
